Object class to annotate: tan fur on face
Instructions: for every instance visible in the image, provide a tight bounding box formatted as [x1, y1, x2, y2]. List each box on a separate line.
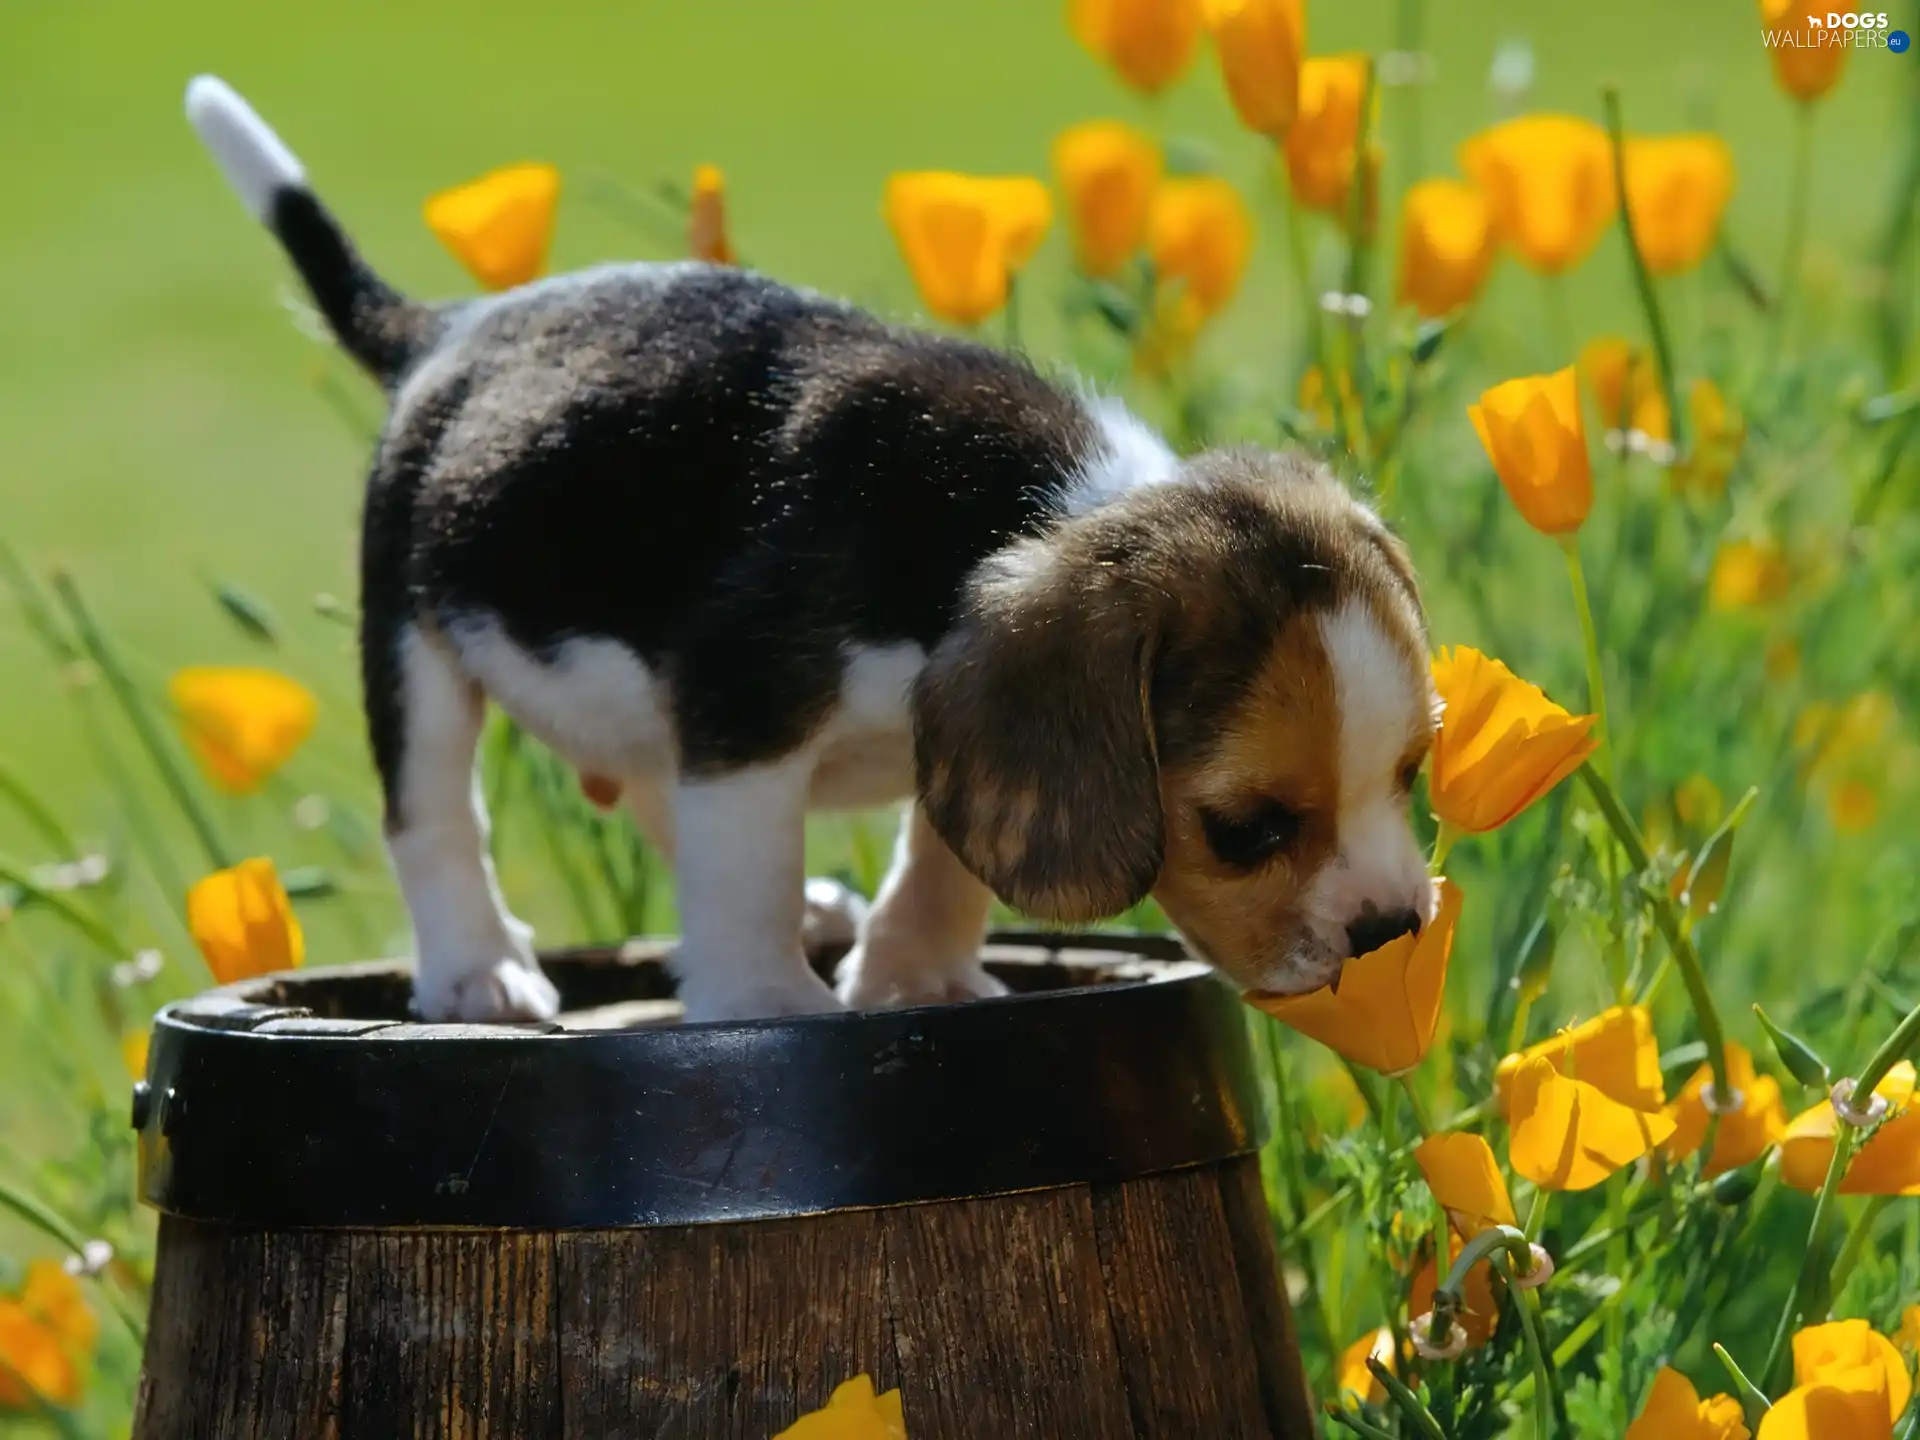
[1152, 617, 1343, 985]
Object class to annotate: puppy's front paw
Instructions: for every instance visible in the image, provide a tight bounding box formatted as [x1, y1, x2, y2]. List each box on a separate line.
[416, 957, 561, 1023]
[836, 946, 1009, 1010]
[801, 877, 869, 950]
[679, 968, 848, 1024]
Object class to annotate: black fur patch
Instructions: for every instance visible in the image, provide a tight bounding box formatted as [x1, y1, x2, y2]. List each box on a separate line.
[361, 264, 1103, 803]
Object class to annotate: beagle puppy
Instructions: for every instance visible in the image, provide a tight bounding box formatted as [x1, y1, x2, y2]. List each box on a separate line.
[185, 77, 1439, 1024]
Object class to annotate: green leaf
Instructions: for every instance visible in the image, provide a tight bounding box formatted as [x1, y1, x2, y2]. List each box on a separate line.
[1681, 787, 1757, 919]
[1712, 1164, 1763, 1206]
[208, 578, 280, 646]
[1754, 1003, 1831, 1087]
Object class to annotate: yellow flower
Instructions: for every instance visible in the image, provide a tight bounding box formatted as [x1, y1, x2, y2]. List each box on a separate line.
[1623, 136, 1735, 275]
[1509, 1054, 1678, 1191]
[1673, 379, 1746, 496]
[0, 1261, 94, 1412]
[1396, 179, 1497, 319]
[1663, 1042, 1788, 1177]
[1626, 1367, 1752, 1440]
[121, 1030, 150, 1081]
[687, 164, 736, 266]
[1578, 336, 1670, 439]
[1069, 0, 1201, 95]
[1461, 114, 1616, 275]
[1283, 55, 1372, 216]
[1895, 1305, 1920, 1354]
[1469, 367, 1595, 535]
[1758, 1373, 1893, 1440]
[1336, 1328, 1394, 1406]
[1200, 0, 1306, 136]
[1297, 363, 1359, 432]
[1829, 780, 1879, 834]
[884, 173, 1052, 326]
[1710, 540, 1791, 612]
[1414, 1132, 1516, 1238]
[1147, 176, 1254, 327]
[775, 1374, 908, 1440]
[1429, 647, 1599, 834]
[1409, 1232, 1500, 1347]
[1052, 121, 1161, 278]
[169, 666, 317, 796]
[1496, 1005, 1666, 1114]
[187, 857, 305, 985]
[0, 1303, 76, 1411]
[1779, 1060, 1920, 1195]
[1758, 0, 1850, 104]
[1249, 879, 1462, 1076]
[1793, 1320, 1913, 1421]
[424, 163, 561, 291]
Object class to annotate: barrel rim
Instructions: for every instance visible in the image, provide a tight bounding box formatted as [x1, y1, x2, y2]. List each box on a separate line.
[135, 930, 1270, 1229]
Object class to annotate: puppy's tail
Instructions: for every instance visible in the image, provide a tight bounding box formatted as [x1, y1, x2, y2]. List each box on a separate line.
[185, 76, 438, 386]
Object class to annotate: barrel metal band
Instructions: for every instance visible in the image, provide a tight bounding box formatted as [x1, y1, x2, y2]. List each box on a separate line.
[135, 935, 1267, 1229]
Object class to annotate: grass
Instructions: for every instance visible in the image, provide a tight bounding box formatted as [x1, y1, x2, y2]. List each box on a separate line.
[4, 1, 1920, 1435]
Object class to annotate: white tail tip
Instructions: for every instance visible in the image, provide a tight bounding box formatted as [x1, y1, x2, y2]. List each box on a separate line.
[184, 75, 306, 223]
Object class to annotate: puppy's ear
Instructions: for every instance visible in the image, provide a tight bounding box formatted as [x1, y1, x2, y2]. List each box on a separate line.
[913, 539, 1163, 923]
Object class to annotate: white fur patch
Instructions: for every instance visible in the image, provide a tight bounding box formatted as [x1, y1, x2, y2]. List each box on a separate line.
[388, 626, 557, 1022]
[1060, 395, 1180, 513]
[450, 619, 676, 780]
[185, 76, 307, 223]
[671, 759, 845, 1021]
[1305, 600, 1436, 948]
[809, 643, 923, 809]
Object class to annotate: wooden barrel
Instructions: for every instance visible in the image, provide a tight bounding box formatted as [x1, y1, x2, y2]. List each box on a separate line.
[130, 932, 1314, 1438]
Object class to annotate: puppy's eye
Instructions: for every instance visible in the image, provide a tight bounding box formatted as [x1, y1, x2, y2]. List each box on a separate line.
[1398, 758, 1425, 793]
[1202, 800, 1303, 870]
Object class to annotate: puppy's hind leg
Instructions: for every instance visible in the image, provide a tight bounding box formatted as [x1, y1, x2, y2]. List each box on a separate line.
[836, 805, 1005, 1009]
[373, 624, 559, 1022]
[671, 758, 845, 1022]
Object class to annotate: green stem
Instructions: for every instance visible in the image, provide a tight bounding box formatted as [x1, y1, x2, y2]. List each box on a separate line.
[0, 761, 78, 859]
[1562, 537, 1611, 772]
[0, 859, 130, 956]
[49, 571, 234, 873]
[1580, 763, 1730, 1103]
[1769, 100, 1817, 368]
[1429, 818, 1459, 875]
[1857, 995, 1920, 1098]
[1713, 1343, 1774, 1429]
[1760, 1125, 1859, 1394]
[1602, 85, 1684, 453]
[1398, 1072, 1433, 1136]
[1830, 1194, 1893, 1300]
[0, 1174, 146, 1343]
[1499, 1259, 1562, 1438]
[1004, 275, 1024, 354]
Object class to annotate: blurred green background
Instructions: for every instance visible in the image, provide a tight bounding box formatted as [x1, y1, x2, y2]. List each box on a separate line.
[0, 0, 1905, 962]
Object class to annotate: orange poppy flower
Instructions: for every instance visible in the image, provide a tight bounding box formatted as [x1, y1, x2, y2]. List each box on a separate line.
[1069, 0, 1202, 95]
[1461, 114, 1616, 275]
[1052, 121, 1161, 278]
[1200, 0, 1306, 136]
[424, 163, 561, 291]
[170, 666, 317, 795]
[1469, 366, 1595, 535]
[884, 172, 1052, 326]
[186, 856, 305, 985]
[1397, 179, 1496, 318]
[1429, 647, 1599, 834]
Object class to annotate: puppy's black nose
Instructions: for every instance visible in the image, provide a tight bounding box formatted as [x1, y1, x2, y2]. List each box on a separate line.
[1347, 906, 1422, 958]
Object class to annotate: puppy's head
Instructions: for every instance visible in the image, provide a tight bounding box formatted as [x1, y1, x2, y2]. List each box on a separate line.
[914, 447, 1436, 995]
